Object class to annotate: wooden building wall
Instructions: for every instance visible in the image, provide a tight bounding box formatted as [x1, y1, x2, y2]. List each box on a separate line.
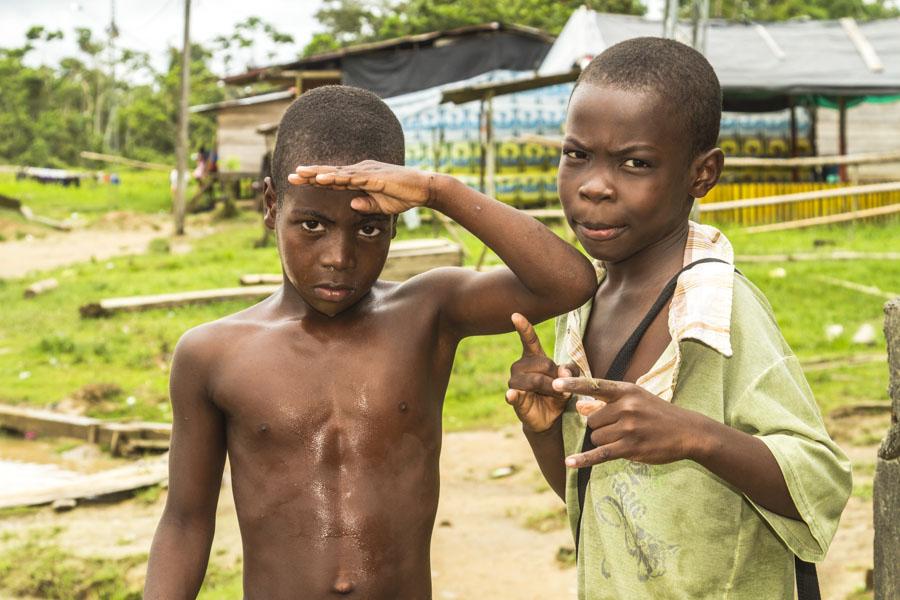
[216, 99, 293, 174]
[817, 100, 900, 181]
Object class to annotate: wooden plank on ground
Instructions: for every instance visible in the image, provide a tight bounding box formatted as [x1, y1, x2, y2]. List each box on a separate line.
[24, 278, 58, 298]
[0, 404, 171, 453]
[240, 238, 464, 285]
[0, 454, 169, 509]
[815, 276, 898, 300]
[735, 251, 900, 263]
[80, 285, 279, 318]
[744, 202, 900, 233]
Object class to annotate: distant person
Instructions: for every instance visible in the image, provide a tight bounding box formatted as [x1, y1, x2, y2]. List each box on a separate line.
[142, 85, 597, 598]
[505, 38, 851, 599]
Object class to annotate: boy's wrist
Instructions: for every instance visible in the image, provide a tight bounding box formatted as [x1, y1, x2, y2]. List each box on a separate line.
[684, 412, 719, 463]
[425, 173, 457, 211]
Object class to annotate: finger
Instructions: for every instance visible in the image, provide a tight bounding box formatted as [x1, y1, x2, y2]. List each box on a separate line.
[350, 196, 379, 213]
[552, 377, 630, 400]
[505, 388, 523, 406]
[508, 372, 564, 399]
[511, 313, 546, 357]
[287, 174, 315, 186]
[585, 402, 622, 430]
[589, 422, 627, 449]
[575, 398, 605, 417]
[295, 165, 337, 176]
[565, 440, 627, 468]
[560, 362, 581, 378]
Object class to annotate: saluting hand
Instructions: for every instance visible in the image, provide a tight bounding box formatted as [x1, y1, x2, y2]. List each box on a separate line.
[551, 377, 704, 468]
[506, 313, 578, 433]
[288, 160, 436, 214]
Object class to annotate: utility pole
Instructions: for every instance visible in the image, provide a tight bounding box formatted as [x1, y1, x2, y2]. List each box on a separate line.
[103, 0, 119, 152]
[174, 0, 191, 235]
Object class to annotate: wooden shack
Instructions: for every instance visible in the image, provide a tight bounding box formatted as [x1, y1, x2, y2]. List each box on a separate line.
[190, 90, 295, 176]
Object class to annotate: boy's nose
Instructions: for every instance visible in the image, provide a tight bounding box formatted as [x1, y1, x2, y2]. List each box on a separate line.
[320, 234, 357, 272]
[578, 173, 614, 203]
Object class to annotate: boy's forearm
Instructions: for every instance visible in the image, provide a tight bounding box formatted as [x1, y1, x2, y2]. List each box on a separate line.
[144, 516, 216, 599]
[688, 416, 802, 520]
[429, 175, 595, 304]
[523, 418, 568, 501]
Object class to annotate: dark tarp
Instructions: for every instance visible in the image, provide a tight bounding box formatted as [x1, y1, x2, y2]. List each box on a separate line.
[342, 32, 550, 99]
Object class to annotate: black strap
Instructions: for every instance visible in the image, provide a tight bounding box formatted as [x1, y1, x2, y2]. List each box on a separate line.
[795, 556, 821, 600]
[570, 258, 819, 599]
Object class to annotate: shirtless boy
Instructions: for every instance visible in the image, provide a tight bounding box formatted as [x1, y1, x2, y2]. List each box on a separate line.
[143, 85, 597, 599]
[506, 39, 850, 598]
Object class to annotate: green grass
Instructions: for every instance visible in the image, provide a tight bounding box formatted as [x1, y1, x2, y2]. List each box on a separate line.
[0, 170, 185, 223]
[0, 529, 145, 599]
[0, 215, 897, 430]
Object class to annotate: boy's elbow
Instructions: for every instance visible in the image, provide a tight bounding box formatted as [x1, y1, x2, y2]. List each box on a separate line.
[563, 258, 598, 309]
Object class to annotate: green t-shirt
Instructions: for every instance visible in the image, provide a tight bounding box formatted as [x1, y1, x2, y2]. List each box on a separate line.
[554, 275, 852, 599]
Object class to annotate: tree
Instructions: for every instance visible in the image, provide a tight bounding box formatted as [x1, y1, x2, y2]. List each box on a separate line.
[303, 0, 900, 56]
[304, 0, 646, 55]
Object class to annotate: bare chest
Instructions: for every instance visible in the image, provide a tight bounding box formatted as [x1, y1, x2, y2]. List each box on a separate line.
[584, 295, 672, 383]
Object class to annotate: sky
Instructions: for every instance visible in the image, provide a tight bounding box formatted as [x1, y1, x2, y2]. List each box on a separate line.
[0, 0, 325, 77]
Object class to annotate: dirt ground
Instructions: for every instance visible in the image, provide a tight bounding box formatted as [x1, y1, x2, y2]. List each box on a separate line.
[0, 427, 878, 599]
[0, 212, 213, 280]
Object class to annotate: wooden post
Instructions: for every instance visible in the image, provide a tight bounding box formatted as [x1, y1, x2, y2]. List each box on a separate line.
[173, 0, 191, 236]
[789, 98, 798, 182]
[838, 97, 848, 182]
[874, 299, 900, 599]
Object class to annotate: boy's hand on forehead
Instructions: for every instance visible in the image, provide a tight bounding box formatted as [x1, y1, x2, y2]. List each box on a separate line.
[289, 160, 436, 215]
[506, 313, 578, 434]
[551, 377, 705, 468]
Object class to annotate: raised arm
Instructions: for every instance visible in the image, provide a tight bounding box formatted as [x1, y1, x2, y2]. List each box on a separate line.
[290, 162, 597, 337]
[144, 328, 227, 599]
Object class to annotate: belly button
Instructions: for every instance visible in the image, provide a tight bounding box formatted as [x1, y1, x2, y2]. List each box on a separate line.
[398, 402, 408, 412]
[332, 579, 355, 594]
[257, 422, 269, 433]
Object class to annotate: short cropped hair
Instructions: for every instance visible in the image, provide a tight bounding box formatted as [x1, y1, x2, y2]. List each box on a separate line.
[577, 37, 722, 159]
[271, 85, 405, 203]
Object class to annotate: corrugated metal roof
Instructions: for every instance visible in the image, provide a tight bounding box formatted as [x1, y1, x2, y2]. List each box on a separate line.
[189, 89, 295, 114]
[539, 10, 900, 96]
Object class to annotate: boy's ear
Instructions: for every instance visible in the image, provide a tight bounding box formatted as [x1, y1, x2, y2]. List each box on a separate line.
[689, 148, 724, 199]
[263, 177, 277, 230]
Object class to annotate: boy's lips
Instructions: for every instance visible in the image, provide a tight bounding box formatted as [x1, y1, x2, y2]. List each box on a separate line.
[574, 221, 628, 242]
[313, 284, 355, 302]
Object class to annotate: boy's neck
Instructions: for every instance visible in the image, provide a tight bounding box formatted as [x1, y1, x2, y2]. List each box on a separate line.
[602, 220, 690, 291]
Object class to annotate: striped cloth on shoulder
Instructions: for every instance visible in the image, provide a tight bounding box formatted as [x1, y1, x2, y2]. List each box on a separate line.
[562, 221, 735, 402]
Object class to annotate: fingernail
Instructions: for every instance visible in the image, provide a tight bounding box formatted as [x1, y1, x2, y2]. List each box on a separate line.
[552, 379, 565, 390]
[565, 457, 577, 467]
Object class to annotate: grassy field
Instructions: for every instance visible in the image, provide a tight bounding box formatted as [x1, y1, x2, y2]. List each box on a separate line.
[0, 204, 897, 429]
[0, 170, 179, 225]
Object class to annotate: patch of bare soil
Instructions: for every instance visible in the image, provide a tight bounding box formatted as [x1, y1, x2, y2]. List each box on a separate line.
[0, 428, 878, 599]
[0, 211, 221, 280]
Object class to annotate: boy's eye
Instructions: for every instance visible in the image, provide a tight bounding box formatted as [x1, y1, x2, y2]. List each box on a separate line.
[623, 158, 651, 169]
[359, 224, 382, 238]
[562, 148, 588, 160]
[301, 220, 324, 232]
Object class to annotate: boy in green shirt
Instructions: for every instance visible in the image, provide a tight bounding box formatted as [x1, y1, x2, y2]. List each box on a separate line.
[506, 38, 851, 599]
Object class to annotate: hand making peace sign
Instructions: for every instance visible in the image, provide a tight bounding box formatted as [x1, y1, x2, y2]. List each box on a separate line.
[551, 377, 705, 469]
[506, 313, 578, 433]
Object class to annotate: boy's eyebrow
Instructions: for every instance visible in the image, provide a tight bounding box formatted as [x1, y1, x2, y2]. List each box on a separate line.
[607, 143, 659, 155]
[289, 209, 335, 223]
